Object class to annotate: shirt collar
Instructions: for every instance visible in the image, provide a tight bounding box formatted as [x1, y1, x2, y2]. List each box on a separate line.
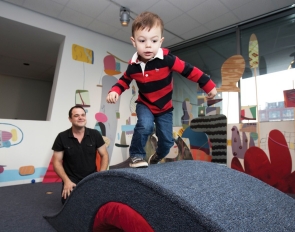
[131, 48, 163, 64]
[68, 127, 89, 137]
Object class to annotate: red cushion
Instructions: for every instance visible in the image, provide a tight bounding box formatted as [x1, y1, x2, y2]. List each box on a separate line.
[93, 202, 154, 232]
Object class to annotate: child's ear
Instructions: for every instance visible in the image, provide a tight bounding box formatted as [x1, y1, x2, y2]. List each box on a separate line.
[130, 37, 136, 47]
[160, 37, 165, 45]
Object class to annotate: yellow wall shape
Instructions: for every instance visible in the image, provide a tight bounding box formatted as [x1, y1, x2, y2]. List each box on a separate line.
[72, 44, 94, 64]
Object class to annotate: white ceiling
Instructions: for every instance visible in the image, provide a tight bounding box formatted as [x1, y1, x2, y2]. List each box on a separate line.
[0, 0, 294, 82]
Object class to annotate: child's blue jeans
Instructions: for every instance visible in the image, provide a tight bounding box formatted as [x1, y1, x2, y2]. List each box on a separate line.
[129, 103, 174, 159]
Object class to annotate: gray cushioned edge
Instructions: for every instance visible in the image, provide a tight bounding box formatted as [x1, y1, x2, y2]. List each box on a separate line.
[45, 160, 295, 232]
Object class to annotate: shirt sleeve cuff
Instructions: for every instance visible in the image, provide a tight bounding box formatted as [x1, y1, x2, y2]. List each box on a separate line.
[202, 80, 216, 93]
[109, 86, 122, 95]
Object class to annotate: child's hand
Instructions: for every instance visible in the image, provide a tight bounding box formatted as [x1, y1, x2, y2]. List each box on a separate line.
[106, 91, 119, 103]
[206, 87, 217, 100]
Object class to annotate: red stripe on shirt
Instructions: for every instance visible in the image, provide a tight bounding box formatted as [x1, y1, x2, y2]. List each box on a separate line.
[142, 81, 173, 102]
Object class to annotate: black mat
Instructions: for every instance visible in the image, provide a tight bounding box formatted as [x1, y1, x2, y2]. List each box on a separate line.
[44, 161, 295, 232]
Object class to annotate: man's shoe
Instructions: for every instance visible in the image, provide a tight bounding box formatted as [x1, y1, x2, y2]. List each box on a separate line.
[129, 157, 148, 168]
[148, 153, 162, 164]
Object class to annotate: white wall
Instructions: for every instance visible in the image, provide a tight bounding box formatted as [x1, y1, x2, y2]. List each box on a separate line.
[0, 1, 135, 186]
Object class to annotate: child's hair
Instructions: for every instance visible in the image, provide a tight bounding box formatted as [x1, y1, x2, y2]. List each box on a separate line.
[132, 11, 164, 37]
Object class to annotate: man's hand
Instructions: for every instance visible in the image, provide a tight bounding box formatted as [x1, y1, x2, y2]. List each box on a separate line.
[62, 180, 76, 199]
[206, 87, 217, 100]
[52, 151, 76, 199]
[106, 91, 119, 103]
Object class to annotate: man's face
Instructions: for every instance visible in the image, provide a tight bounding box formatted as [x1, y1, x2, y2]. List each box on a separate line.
[69, 108, 86, 128]
[131, 25, 164, 63]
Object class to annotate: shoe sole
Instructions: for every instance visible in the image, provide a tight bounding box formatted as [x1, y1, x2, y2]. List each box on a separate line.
[129, 162, 148, 168]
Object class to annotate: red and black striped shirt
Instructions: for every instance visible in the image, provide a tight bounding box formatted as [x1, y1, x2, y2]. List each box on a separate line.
[110, 48, 216, 116]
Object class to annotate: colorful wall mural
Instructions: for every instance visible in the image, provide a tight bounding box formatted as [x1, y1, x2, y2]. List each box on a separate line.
[1, 4, 294, 200]
[228, 122, 295, 194]
[0, 123, 42, 183]
[0, 123, 23, 148]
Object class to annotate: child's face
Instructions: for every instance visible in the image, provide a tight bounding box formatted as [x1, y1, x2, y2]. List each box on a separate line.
[131, 25, 164, 63]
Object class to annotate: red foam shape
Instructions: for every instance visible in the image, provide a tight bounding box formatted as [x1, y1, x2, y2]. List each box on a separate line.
[231, 157, 244, 173]
[93, 202, 154, 232]
[244, 147, 277, 186]
[231, 129, 295, 194]
[268, 130, 292, 179]
[284, 171, 295, 193]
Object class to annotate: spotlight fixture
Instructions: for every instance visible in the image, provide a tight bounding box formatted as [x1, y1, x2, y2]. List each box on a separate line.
[120, 6, 130, 26]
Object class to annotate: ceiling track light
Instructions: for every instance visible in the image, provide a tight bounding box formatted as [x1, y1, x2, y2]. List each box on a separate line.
[120, 6, 130, 26]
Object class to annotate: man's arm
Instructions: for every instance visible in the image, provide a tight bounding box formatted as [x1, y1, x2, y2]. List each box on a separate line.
[52, 151, 76, 199]
[97, 144, 109, 171]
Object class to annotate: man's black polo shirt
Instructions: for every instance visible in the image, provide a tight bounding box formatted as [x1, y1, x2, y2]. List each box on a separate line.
[52, 127, 105, 183]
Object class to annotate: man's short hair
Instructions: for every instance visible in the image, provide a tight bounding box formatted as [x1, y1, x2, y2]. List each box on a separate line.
[69, 106, 86, 118]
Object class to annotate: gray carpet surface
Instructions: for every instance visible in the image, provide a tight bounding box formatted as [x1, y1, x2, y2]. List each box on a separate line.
[45, 160, 295, 232]
[0, 182, 62, 232]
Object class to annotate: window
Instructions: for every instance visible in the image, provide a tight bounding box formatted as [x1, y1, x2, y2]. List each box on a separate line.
[240, 11, 295, 122]
[171, 32, 236, 126]
[170, 8, 295, 124]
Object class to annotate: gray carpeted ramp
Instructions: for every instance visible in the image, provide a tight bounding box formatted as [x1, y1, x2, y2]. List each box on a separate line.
[45, 160, 295, 232]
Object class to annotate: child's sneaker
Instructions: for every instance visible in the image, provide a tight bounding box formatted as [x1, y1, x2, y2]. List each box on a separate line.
[129, 157, 148, 168]
[148, 153, 162, 164]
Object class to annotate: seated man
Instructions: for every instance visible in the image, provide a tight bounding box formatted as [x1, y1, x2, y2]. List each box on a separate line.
[52, 106, 109, 204]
